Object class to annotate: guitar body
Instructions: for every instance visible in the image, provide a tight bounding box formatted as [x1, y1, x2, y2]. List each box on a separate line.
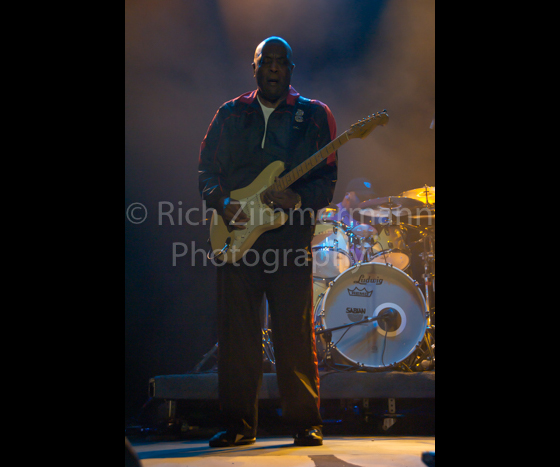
[209, 160, 289, 263]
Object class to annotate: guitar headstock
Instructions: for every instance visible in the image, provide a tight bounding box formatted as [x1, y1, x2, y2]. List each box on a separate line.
[347, 110, 389, 140]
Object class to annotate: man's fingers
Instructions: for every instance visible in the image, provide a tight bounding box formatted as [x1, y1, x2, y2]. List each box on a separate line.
[221, 200, 250, 229]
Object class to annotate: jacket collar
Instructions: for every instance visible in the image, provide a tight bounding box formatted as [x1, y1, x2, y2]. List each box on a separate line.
[243, 86, 300, 108]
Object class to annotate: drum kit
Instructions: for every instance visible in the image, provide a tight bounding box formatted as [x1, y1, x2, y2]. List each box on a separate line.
[310, 185, 436, 373]
[192, 186, 435, 375]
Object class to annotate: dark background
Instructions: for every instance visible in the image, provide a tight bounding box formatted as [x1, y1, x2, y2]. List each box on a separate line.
[125, 0, 435, 422]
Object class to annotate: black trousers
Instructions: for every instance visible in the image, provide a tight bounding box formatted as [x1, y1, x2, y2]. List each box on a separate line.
[216, 222, 323, 437]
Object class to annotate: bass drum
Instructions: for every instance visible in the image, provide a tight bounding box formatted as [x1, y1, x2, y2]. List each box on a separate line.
[315, 263, 427, 370]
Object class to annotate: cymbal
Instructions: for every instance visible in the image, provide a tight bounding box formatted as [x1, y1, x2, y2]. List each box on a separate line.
[359, 196, 425, 210]
[400, 186, 435, 206]
[352, 196, 430, 225]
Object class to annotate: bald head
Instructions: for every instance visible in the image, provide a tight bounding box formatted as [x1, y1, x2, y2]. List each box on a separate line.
[253, 37, 293, 65]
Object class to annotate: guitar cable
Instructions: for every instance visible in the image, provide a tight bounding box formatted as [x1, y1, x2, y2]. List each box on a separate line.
[206, 236, 231, 261]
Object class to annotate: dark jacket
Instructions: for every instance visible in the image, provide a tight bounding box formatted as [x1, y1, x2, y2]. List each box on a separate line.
[198, 86, 338, 215]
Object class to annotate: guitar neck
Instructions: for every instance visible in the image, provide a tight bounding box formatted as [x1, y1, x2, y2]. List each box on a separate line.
[271, 131, 350, 192]
[270, 110, 388, 192]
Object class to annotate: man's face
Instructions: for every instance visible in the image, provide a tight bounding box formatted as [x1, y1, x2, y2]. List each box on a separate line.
[343, 192, 362, 210]
[253, 41, 294, 106]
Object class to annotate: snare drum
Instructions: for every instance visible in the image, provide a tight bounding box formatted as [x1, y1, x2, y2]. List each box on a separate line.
[368, 225, 411, 271]
[312, 221, 354, 278]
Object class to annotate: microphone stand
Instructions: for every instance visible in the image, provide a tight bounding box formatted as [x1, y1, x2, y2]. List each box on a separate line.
[315, 310, 395, 336]
[316, 310, 398, 369]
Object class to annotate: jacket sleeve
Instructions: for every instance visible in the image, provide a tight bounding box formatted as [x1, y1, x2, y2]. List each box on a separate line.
[292, 103, 338, 213]
[198, 108, 230, 210]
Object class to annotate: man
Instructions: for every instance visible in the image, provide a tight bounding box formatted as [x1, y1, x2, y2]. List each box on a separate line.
[322, 178, 381, 263]
[198, 37, 337, 447]
[333, 177, 377, 228]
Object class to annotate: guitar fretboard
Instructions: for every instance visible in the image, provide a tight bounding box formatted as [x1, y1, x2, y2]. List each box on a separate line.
[271, 132, 349, 192]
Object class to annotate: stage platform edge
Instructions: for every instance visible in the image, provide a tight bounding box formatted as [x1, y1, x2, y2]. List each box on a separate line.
[149, 371, 435, 401]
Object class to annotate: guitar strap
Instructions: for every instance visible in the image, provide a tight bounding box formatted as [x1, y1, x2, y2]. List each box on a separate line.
[288, 96, 317, 227]
[287, 96, 313, 174]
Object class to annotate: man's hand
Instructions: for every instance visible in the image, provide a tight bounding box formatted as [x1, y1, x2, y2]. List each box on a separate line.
[219, 197, 250, 230]
[262, 188, 301, 210]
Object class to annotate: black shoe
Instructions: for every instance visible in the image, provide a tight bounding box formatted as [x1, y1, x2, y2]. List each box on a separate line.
[294, 427, 323, 446]
[209, 431, 256, 448]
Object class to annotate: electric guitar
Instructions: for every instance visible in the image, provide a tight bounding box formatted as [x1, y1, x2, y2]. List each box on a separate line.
[209, 110, 389, 263]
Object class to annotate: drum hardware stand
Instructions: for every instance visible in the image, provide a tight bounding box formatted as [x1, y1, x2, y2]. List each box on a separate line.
[419, 232, 435, 320]
[396, 333, 435, 373]
[419, 229, 436, 370]
[400, 330, 435, 372]
[314, 292, 335, 368]
[191, 342, 219, 374]
[317, 328, 358, 372]
[191, 297, 276, 374]
[322, 330, 334, 365]
[399, 230, 435, 372]
[261, 296, 276, 370]
[191, 330, 276, 374]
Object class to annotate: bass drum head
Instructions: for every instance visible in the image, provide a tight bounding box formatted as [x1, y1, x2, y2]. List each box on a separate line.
[316, 263, 427, 369]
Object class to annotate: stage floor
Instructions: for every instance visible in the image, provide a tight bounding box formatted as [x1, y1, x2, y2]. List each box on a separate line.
[130, 436, 436, 467]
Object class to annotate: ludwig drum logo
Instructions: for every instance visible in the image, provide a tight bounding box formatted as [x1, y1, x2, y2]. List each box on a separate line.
[354, 275, 384, 286]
